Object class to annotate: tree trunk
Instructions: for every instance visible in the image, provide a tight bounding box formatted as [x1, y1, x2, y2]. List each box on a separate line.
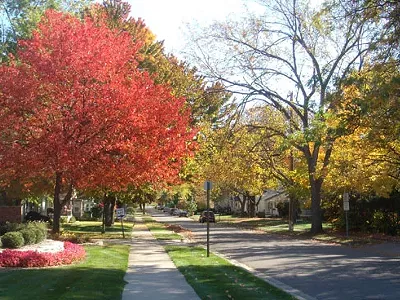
[305, 147, 324, 235]
[248, 195, 256, 217]
[104, 194, 116, 227]
[255, 196, 262, 212]
[310, 178, 323, 234]
[52, 172, 62, 234]
[240, 195, 247, 217]
[52, 172, 73, 234]
[142, 202, 146, 215]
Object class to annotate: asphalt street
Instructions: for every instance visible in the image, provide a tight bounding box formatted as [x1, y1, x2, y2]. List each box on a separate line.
[151, 210, 400, 300]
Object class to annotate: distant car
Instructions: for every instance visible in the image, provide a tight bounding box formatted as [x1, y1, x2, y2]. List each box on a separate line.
[170, 208, 178, 215]
[178, 210, 188, 217]
[163, 207, 171, 213]
[199, 210, 215, 223]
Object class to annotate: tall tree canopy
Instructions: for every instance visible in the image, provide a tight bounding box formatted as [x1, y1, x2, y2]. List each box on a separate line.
[80, 1, 231, 215]
[0, 10, 195, 232]
[0, 0, 93, 60]
[186, 0, 381, 233]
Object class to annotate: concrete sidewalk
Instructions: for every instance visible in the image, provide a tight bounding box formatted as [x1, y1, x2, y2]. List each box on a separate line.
[121, 217, 199, 300]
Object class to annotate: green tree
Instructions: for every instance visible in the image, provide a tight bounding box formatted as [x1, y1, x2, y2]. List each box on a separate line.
[186, 0, 381, 233]
[86, 0, 229, 127]
[84, 1, 231, 210]
[0, 0, 92, 61]
[354, 0, 400, 60]
[330, 63, 400, 190]
[196, 107, 281, 217]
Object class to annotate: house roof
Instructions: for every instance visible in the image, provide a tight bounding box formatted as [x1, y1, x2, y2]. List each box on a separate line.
[261, 190, 286, 201]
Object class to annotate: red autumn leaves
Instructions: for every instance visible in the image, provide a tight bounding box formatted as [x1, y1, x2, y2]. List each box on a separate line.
[0, 10, 195, 191]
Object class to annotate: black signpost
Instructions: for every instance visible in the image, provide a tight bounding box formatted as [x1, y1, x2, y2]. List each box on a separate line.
[204, 181, 212, 257]
[116, 208, 125, 238]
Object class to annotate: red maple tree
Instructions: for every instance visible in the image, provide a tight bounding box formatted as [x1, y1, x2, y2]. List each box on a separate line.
[0, 10, 195, 233]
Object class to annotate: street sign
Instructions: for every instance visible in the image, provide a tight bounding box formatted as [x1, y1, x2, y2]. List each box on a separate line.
[116, 208, 125, 218]
[343, 192, 349, 211]
[204, 181, 212, 190]
[343, 192, 350, 237]
[343, 192, 349, 202]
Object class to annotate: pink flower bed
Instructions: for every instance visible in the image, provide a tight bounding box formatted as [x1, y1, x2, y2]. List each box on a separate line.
[0, 241, 86, 268]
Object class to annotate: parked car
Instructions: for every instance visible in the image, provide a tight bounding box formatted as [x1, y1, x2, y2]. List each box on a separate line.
[170, 208, 178, 215]
[172, 209, 181, 216]
[178, 210, 188, 217]
[163, 207, 171, 213]
[199, 210, 215, 223]
[25, 211, 52, 223]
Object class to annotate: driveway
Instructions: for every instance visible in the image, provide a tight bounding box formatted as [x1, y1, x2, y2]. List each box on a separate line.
[150, 210, 400, 300]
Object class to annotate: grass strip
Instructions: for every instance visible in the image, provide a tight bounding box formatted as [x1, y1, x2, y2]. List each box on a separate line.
[165, 245, 296, 300]
[0, 244, 130, 300]
[61, 221, 134, 239]
[144, 217, 182, 240]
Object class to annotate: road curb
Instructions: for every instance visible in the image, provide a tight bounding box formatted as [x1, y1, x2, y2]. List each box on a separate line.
[211, 249, 317, 300]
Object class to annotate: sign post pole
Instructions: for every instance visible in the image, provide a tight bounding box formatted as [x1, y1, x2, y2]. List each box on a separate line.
[121, 218, 125, 239]
[204, 181, 212, 257]
[116, 208, 125, 238]
[343, 192, 349, 237]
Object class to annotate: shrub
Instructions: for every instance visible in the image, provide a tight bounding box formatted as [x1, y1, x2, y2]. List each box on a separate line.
[371, 210, 398, 235]
[52, 231, 91, 244]
[126, 206, 135, 215]
[33, 227, 47, 243]
[19, 228, 37, 245]
[0, 222, 23, 236]
[256, 211, 266, 218]
[69, 216, 76, 223]
[277, 201, 289, 218]
[1, 231, 25, 249]
[23, 222, 47, 243]
[91, 204, 103, 218]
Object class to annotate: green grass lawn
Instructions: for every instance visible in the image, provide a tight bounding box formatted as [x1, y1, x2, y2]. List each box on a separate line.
[144, 219, 295, 299]
[143, 216, 182, 240]
[216, 215, 333, 235]
[61, 220, 134, 239]
[166, 245, 296, 300]
[214, 215, 378, 245]
[0, 244, 130, 300]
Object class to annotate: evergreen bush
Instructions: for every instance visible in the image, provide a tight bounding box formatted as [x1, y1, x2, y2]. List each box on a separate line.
[0, 222, 23, 236]
[1, 231, 25, 249]
[33, 227, 47, 243]
[19, 228, 37, 245]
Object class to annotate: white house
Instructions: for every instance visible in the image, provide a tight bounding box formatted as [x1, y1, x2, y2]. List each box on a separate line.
[221, 189, 289, 217]
[258, 190, 288, 216]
